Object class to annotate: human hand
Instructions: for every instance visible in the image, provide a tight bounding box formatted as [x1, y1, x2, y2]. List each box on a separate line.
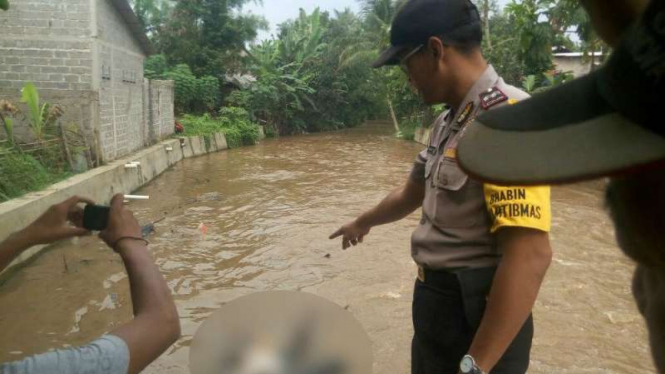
[99, 194, 143, 252]
[329, 219, 371, 250]
[19, 196, 94, 247]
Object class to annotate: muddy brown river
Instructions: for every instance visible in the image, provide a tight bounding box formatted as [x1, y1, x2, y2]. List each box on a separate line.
[0, 123, 656, 373]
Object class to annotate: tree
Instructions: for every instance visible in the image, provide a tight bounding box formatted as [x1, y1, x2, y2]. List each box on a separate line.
[151, 0, 267, 77]
[505, 0, 555, 76]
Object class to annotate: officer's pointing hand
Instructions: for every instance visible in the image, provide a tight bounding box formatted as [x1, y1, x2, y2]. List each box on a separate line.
[329, 220, 371, 250]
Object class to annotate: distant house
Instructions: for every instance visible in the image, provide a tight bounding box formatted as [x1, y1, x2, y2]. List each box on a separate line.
[0, 0, 174, 162]
[553, 52, 603, 78]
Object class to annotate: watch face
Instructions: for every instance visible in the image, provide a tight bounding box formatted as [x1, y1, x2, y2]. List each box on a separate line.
[460, 356, 474, 373]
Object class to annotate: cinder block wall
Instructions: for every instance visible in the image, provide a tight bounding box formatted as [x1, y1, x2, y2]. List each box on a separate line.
[145, 79, 175, 143]
[96, 0, 147, 161]
[0, 0, 174, 163]
[0, 0, 95, 142]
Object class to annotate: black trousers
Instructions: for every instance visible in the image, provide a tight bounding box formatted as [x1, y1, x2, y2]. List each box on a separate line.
[411, 267, 533, 374]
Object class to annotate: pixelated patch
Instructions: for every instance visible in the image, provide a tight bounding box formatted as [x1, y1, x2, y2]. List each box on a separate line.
[444, 148, 457, 160]
[427, 146, 437, 155]
[456, 102, 475, 124]
[508, 98, 520, 105]
[480, 87, 508, 109]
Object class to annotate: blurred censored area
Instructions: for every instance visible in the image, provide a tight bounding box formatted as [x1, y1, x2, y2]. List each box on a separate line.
[190, 291, 373, 374]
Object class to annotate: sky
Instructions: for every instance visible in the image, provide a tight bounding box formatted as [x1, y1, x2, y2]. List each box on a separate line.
[244, 0, 513, 42]
[244, 0, 361, 41]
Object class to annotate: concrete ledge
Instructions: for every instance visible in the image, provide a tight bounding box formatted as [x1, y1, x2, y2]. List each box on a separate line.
[414, 127, 431, 146]
[0, 133, 231, 273]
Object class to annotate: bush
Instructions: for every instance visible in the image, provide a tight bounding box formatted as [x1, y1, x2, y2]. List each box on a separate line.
[0, 151, 54, 201]
[397, 120, 419, 141]
[179, 108, 260, 149]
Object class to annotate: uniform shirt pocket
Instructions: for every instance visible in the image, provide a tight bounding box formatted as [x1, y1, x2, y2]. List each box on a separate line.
[435, 158, 469, 190]
[431, 157, 483, 228]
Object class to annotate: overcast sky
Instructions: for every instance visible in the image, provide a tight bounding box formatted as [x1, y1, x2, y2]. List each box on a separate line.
[244, 0, 512, 42]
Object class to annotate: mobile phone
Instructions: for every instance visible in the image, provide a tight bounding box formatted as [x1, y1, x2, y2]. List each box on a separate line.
[83, 204, 111, 231]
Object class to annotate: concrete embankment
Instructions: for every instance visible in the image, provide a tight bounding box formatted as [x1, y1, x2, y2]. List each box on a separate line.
[414, 127, 431, 146]
[0, 129, 264, 273]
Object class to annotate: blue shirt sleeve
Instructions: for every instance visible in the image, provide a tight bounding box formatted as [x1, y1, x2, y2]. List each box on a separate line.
[1, 335, 130, 374]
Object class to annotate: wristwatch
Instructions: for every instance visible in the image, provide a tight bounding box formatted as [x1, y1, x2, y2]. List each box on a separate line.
[459, 355, 485, 374]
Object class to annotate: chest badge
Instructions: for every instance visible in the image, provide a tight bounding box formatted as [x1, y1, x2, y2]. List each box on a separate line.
[456, 102, 474, 124]
[480, 87, 508, 110]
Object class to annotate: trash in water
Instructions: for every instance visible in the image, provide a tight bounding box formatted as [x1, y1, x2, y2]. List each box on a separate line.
[142, 223, 156, 238]
[198, 222, 208, 239]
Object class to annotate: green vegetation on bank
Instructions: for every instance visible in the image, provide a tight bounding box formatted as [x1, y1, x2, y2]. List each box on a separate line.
[179, 108, 261, 148]
[134, 0, 606, 137]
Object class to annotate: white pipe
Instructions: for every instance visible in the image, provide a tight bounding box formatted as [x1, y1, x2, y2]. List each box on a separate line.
[124, 195, 150, 200]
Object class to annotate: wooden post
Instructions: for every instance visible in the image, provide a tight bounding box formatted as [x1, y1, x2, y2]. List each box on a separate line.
[388, 98, 400, 133]
[58, 121, 75, 171]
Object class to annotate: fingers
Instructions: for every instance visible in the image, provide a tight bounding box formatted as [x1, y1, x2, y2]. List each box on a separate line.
[62, 195, 95, 210]
[55, 227, 92, 241]
[329, 228, 343, 240]
[109, 194, 125, 211]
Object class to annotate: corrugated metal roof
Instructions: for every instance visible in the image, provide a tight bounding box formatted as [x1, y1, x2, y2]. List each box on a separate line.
[108, 0, 155, 55]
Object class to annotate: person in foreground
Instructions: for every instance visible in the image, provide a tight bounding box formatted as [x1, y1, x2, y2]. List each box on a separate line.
[0, 194, 180, 374]
[456, 0, 664, 372]
[330, 1, 552, 373]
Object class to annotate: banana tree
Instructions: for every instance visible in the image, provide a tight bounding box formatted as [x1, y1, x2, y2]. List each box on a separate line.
[21, 83, 63, 142]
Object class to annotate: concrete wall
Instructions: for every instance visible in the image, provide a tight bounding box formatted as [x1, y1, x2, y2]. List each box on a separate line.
[0, 132, 230, 274]
[143, 79, 175, 144]
[0, 0, 95, 142]
[553, 56, 592, 78]
[414, 127, 430, 146]
[96, 0, 148, 161]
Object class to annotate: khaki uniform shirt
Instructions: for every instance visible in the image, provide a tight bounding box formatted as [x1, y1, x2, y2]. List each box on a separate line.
[410, 65, 552, 270]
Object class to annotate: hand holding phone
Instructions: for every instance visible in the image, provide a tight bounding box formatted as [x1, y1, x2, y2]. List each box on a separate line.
[83, 204, 111, 231]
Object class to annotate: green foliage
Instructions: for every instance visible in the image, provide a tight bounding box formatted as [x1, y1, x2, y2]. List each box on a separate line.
[522, 75, 537, 93]
[506, 0, 555, 76]
[0, 0, 8, 11]
[144, 54, 169, 79]
[20, 83, 63, 141]
[179, 110, 260, 148]
[163, 65, 220, 114]
[397, 119, 419, 141]
[0, 151, 54, 202]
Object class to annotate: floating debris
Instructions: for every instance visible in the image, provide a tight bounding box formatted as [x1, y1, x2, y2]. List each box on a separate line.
[324, 253, 331, 259]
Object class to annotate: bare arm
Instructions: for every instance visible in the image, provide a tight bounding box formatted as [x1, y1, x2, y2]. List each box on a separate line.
[101, 194, 180, 374]
[467, 228, 552, 373]
[0, 196, 92, 273]
[330, 177, 425, 249]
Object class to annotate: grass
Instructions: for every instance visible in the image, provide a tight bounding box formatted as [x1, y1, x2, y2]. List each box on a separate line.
[179, 109, 261, 149]
[0, 149, 70, 202]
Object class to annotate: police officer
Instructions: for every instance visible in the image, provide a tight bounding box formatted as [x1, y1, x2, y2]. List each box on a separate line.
[457, 0, 665, 372]
[330, 1, 553, 373]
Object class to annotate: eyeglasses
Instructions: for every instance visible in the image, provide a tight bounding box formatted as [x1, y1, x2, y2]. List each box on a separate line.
[399, 45, 423, 75]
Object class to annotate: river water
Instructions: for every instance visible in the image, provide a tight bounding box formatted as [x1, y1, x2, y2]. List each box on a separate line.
[0, 123, 655, 373]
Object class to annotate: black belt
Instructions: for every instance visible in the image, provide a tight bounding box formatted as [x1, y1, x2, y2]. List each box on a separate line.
[417, 265, 497, 293]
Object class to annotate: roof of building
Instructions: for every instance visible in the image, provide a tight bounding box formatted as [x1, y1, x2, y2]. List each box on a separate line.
[109, 0, 155, 55]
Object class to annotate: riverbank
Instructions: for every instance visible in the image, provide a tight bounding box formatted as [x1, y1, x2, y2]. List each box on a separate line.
[0, 129, 264, 274]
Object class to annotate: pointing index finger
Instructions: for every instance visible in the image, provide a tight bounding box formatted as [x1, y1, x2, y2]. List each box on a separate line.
[329, 228, 343, 240]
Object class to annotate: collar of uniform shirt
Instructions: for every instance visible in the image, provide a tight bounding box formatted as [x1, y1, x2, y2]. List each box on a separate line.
[452, 65, 500, 125]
